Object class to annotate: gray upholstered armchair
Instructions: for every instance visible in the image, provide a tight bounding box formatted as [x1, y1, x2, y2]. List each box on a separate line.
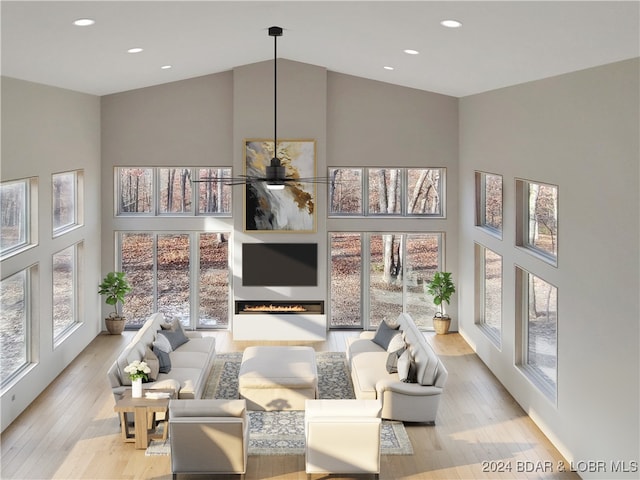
[304, 399, 382, 478]
[168, 399, 248, 479]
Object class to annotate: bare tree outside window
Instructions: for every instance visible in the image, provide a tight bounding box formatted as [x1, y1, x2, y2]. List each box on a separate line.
[479, 246, 502, 344]
[368, 169, 401, 214]
[198, 233, 229, 328]
[198, 169, 232, 214]
[159, 168, 192, 213]
[118, 168, 152, 213]
[407, 168, 442, 215]
[53, 244, 79, 340]
[405, 234, 440, 329]
[329, 168, 362, 214]
[528, 183, 558, 259]
[484, 173, 503, 231]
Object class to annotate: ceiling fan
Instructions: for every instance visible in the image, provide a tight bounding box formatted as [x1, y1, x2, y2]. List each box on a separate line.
[194, 26, 329, 190]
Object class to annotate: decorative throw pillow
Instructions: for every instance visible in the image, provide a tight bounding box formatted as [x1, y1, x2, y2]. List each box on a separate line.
[143, 347, 160, 382]
[386, 332, 405, 353]
[372, 320, 401, 350]
[153, 346, 171, 374]
[153, 333, 173, 353]
[397, 349, 418, 383]
[159, 329, 189, 351]
[386, 347, 406, 374]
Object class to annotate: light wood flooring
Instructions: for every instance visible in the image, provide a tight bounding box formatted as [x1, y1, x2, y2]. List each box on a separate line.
[0, 330, 578, 480]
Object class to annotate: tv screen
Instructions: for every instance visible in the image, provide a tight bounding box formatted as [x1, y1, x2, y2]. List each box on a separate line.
[242, 243, 317, 286]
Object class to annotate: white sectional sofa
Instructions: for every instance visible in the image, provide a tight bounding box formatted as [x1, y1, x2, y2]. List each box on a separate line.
[107, 312, 216, 399]
[346, 313, 448, 423]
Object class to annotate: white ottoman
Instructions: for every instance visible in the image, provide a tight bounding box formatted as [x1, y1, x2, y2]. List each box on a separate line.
[238, 346, 318, 410]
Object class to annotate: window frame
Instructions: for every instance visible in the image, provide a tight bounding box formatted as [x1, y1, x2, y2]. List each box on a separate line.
[515, 178, 558, 266]
[116, 167, 232, 217]
[475, 171, 503, 238]
[328, 167, 446, 218]
[52, 242, 83, 345]
[515, 266, 558, 403]
[474, 243, 502, 347]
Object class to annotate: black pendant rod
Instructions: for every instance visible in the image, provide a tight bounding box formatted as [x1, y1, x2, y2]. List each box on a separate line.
[269, 26, 283, 165]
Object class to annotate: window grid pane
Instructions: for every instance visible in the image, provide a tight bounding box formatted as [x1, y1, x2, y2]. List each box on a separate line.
[52, 172, 77, 233]
[527, 183, 558, 259]
[367, 169, 401, 215]
[481, 247, 502, 342]
[118, 168, 153, 214]
[407, 168, 442, 216]
[198, 233, 230, 328]
[1, 180, 28, 255]
[121, 233, 155, 326]
[330, 233, 362, 327]
[405, 234, 441, 329]
[157, 234, 190, 324]
[329, 168, 362, 214]
[197, 169, 232, 215]
[1, 270, 29, 385]
[159, 168, 192, 214]
[526, 272, 557, 392]
[483, 173, 503, 232]
[53, 245, 77, 339]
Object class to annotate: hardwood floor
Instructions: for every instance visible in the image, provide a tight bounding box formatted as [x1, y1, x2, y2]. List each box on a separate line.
[0, 330, 578, 480]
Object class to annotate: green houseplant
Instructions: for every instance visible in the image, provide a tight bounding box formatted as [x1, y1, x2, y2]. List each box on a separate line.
[98, 271, 132, 335]
[425, 271, 456, 334]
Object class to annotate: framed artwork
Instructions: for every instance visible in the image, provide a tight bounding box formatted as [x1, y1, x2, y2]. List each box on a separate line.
[244, 139, 317, 232]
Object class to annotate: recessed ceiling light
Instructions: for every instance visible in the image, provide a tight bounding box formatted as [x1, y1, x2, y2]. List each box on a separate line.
[383, 66, 394, 71]
[403, 49, 419, 55]
[161, 65, 173, 70]
[73, 18, 95, 27]
[127, 47, 144, 54]
[441, 19, 462, 28]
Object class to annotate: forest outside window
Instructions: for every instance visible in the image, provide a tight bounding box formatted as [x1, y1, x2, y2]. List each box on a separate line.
[0, 267, 35, 388]
[53, 242, 83, 344]
[116, 167, 231, 216]
[329, 167, 445, 217]
[475, 243, 502, 347]
[1, 177, 37, 259]
[516, 267, 558, 401]
[516, 179, 558, 265]
[475, 171, 502, 236]
[52, 170, 82, 236]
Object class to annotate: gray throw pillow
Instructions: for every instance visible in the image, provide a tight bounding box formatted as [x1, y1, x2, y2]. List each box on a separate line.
[372, 320, 401, 350]
[159, 329, 189, 351]
[153, 346, 171, 374]
[397, 349, 418, 383]
[153, 333, 172, 353]
[386, 347, 406, 374]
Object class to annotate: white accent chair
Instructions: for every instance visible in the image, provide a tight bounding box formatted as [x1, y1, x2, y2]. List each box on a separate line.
[169, 399, 248, 479]
[304, 399, 382, 478]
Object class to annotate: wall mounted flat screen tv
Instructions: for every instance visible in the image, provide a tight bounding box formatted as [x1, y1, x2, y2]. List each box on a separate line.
[242, 243, 317, 286]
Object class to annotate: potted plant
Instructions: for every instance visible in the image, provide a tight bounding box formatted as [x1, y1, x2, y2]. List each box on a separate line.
[98, 271, 132, 334]
[425, 271, 456, 334]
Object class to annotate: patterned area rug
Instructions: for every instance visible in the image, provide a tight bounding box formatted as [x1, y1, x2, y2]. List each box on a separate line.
[146, 351, 413, 456]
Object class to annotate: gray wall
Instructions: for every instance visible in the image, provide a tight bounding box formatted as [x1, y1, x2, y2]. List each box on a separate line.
[1, 77, 102, 431]
[458, 58, 639, 476]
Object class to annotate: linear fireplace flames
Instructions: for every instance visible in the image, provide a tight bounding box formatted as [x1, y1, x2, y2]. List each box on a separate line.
[235, 301, 324, 315]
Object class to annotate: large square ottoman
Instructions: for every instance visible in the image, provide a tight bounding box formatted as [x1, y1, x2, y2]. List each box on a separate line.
[238, 346, 318, 410]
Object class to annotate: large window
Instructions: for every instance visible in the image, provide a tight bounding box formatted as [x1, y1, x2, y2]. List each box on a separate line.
[1, 178, 37, 259]
[517, 267, 558, 400]
[329, 232, 442, 329]
[52, 170, 82, 235]
[475, 244, 502, 346]
[119, 232, 230, 328]
[475, 171, 502, 236]
[0, 267, 35, 387]
[117, 167, 232, 216]
[516, 179, 558, 264]
[329, 167, 445, 217]
[53, 243, 82, 342]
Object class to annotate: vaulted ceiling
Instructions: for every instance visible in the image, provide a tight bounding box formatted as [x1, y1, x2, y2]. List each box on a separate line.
[2, 1, 638, 97]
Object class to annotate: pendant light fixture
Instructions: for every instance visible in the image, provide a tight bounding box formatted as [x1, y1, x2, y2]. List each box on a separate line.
[193, 26, 329, 188]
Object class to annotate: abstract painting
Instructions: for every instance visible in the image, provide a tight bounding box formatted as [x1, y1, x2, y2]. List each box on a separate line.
[244, 139, 316, 232]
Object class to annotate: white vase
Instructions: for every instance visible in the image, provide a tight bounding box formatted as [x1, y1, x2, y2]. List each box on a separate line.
[131, 378, 143, 398]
